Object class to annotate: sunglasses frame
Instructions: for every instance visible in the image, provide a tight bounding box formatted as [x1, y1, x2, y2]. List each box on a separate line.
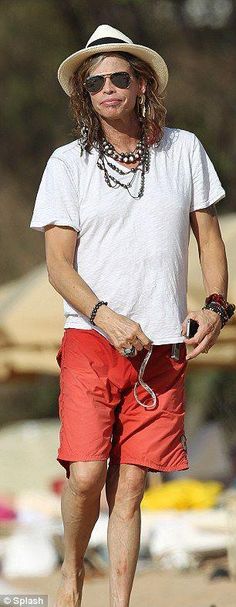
[83, 71, 133, 94]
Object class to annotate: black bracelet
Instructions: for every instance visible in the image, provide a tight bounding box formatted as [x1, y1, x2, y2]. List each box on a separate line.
[90, 301, 108, 326]
[202, 303, 226, 328]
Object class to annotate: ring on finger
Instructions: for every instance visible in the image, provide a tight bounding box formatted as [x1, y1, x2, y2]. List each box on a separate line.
[123, 345, 137, 357]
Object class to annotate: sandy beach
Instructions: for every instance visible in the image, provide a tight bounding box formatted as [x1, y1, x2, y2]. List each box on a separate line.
[5, 560, 236, 607]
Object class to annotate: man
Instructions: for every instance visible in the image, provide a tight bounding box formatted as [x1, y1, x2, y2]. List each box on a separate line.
[30, 24, 234, 607]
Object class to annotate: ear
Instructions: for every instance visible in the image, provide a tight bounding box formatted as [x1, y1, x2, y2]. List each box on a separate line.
[138, 77, 147, 95]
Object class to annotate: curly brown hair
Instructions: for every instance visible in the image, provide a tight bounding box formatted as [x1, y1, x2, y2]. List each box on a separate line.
[69, 51, 167, 152]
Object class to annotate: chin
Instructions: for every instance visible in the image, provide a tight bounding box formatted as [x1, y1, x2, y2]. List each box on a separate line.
[98, 107, 129, 120]
[99, 112, 120, 121]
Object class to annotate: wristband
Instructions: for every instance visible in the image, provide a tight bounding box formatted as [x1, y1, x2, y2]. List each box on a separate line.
[205, 293, 227, 308]
[202, 293, 235, 328]
[90, 301, 108, 326]
[205, 293, 235, 318]
[202, 302, 226, 328]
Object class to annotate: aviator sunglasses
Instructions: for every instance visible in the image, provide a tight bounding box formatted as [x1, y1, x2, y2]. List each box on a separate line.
[83, 71, 133, 94]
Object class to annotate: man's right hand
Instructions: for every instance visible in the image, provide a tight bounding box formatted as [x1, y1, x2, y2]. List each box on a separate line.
[95, 306, 153, 355]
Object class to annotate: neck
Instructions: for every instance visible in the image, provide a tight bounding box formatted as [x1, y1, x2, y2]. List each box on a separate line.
[99, 113, 142, 152]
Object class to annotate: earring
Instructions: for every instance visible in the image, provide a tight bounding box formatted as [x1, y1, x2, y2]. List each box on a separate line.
[80, 124, 88, 145]
[138, 94, 146, 119]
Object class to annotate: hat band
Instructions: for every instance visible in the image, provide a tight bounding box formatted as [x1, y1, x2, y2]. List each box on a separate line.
[87, 37, 128, 48]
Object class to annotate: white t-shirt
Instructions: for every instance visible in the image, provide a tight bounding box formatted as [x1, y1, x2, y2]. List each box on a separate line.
[30, 127, 225, 345]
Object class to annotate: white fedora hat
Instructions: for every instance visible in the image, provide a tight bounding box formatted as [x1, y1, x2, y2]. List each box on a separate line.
[57, 24, 168, 97]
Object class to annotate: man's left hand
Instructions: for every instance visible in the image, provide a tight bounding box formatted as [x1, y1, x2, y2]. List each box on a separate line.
[181, 309, 222, 361]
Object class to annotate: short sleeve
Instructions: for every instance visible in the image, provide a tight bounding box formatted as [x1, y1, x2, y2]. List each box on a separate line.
[190, 135, 226, 212]
[29, 156, 80, 232]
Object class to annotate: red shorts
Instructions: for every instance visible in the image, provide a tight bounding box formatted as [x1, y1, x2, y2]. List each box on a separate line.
[56, 328, 189, 479]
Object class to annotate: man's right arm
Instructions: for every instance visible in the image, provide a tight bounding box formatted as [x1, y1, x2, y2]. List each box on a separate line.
[44, 224, 114, 329]
[45, 225, 152, 352]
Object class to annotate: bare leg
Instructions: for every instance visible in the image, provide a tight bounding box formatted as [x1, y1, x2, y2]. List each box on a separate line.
[106, 463, 148, 607]
[55, 460, 107, 607]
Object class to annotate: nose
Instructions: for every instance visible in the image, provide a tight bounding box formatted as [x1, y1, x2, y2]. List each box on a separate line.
[102, 75, 115, 94]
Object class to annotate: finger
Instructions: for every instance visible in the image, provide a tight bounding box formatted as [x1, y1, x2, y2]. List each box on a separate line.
[135, 328, 153, 350]
[186, 335, 211, 361]
[203, 338, 216, 352]
[136, 341, 152, 351]
[132, 337, 144, 351]
[184, 325, 208, 346]
[121, 336, 142, 352]
[144, 341, 153, 351]
[142, 340, 153, 350]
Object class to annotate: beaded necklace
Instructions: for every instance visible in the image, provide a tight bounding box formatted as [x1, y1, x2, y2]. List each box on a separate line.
[96, 134, 150, 199]
[101, 137, 145, 163]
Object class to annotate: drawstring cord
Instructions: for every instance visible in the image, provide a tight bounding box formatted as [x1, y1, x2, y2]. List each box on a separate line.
[133, 344, 157, 409]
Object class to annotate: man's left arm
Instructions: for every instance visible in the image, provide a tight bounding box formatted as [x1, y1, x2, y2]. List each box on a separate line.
[182, 203, 228, 360]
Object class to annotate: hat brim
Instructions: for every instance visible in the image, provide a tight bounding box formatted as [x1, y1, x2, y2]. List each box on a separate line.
[57, 42, 168, 96]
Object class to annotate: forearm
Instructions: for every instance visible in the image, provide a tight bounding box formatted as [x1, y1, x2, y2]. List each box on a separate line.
[48, 259, 115, 329]
[199, 236, 228, 300]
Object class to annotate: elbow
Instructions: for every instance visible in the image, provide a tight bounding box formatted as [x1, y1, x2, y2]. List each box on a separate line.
[47, 264, 55, 287]
[46, 260, 60, 288]
[46, 257, 71, 287]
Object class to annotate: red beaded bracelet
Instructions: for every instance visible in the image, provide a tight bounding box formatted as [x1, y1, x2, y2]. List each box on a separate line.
[204, 293, 235, 325]
[205, 293, 227, 309]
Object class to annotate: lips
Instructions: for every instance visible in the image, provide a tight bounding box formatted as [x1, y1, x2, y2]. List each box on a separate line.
[101, 98, 121, 106]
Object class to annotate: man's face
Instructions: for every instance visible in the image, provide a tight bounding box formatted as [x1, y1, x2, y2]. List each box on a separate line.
[86, 55, 145, 121]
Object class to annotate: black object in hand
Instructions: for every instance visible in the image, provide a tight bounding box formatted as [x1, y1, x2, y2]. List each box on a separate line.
[186, 318, 199, 338]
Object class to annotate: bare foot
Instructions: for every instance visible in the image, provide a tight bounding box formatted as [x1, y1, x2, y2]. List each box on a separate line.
[54, 564, 85, 607]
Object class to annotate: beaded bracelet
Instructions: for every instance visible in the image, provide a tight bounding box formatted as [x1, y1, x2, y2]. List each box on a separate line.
[205, 293, 227, 308]
[202, 302, 226, 328]
[202, 293, 235, 328]
[205, 293, 235, 317]
[90, 301, 108, 326]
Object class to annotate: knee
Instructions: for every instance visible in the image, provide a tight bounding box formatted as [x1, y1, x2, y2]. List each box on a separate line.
[68, 460, 107, 498]
[120, 475, 146, 507]
[107, 464, 147, 519]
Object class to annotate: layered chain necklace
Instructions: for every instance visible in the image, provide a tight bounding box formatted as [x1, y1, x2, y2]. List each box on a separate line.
[95, 134, 150, 199]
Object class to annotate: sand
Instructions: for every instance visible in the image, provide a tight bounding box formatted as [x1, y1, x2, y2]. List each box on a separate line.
[4, 560, 236, 607]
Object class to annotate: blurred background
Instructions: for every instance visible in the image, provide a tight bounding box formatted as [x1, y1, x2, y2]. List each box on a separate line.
[0, 1, 236, 605]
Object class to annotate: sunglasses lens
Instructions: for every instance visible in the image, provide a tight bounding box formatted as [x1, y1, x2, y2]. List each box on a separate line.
[84, 72, 131, 93]
[84, 75, 104, 93]
[111, 72, 131, 88]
